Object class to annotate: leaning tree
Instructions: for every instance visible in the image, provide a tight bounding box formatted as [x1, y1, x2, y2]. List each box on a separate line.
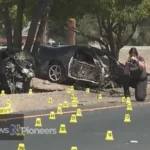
[67, 0, 150, 59]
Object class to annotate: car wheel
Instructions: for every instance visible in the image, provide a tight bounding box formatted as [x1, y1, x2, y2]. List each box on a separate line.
[48, 61, 65, 83]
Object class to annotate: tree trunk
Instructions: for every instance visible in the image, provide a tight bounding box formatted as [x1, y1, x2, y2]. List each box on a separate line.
[32, 18, 46, 54]
[0, 5, 13, 49]
[23, 0, 51, 52]
[43, 21, 48, 44]
[13, 0, 25, 51]
[32, 5, 50, 54]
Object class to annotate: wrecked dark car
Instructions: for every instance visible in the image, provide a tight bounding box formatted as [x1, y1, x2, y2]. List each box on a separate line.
[0, 48, 35, 94]
[34, 45, 124, 89]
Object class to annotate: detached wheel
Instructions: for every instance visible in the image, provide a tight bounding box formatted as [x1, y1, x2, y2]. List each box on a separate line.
[48, 61, 65, 83]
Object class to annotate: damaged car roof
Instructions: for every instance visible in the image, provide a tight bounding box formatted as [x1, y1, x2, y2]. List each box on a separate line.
[39, 44, 109, 56]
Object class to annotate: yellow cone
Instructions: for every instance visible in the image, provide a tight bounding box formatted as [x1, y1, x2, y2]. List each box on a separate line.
[0, 107, 4, 114]
[35, 118, 42, 127]
[1, 90, 5, 96]
[70, 86, 74, 90]
[76, 109, 82, 117]
[105, 130, 114, 140]
[126, 104, 133, 111]
[121, 97, 126, 103]
[97, 94, 102, 100]
[16, 127, 25, 136]
[86, 88, 90, 93]
[72, 100, 78, 107]
[17, 143, 25, 150]
[71, 146, 78, 150]
[0, 106, 12, 114]
[49, 111, 56, 120]
[124, 114, 131, 122]
[57, 106, 63, 114]
[70, 94, 75, 99]
[63, 101, 68, 108]
[48, 97, 53, 104]
[59, 124, 67, 134]
[3, 107, 8, 114]
[126, 97, 131, 104]
[0, 107, 12, 115]
[66, 88, 71, 93]
[70, 114, 77, 123]
[28, 89, 33, 94]
[74, 97, 78, 103]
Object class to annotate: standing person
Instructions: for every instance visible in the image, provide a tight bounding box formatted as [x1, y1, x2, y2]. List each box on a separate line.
[123, 47, 147, 101]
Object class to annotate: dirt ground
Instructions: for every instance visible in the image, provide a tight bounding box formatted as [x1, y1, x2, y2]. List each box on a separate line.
[0, 84, 149, 114]
[0, 46, 150, 114]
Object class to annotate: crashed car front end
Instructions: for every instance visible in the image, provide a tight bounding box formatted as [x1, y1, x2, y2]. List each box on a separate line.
[68, 57, 101, 85]
[68, 47, 124, 89]
[0, 50, 35, 94]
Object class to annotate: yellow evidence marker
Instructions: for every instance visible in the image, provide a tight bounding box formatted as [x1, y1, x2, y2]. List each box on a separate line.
[48, 97, 53, 104]
[28, 88, 33, 94]
[66, 88, 71, 94]
[121, 96, 126, 103]
[126, 97, 131, 104]
[70, 93, 75, 99]
[35, 118, 42, 127]
[71, 146, 78, 150]
[63, 101, 69, 108]
[72, 100, 78, 107]
[59, 124, 67, 134]
[70, 85, 74, 90]
[86, 88, 90, 93]
[126, 103, 133, 111]
[57, 106, 63, 114]
[124, 114, 131, 122]
[70, 87, 74, 91]
[17, 143, 26, 150]
[76, 109, 82, 117]
[0, 107, 5, 114]
[1, 90, 5, 96]
[74, 97, 78, 103]
[97, 94, 102, 100]
[70, 114, 77, 123]
[17, 127, 26, 137]
[105, 130, 114, 141]
[0, 106, 12, 114]
[49, 111, 56, 120]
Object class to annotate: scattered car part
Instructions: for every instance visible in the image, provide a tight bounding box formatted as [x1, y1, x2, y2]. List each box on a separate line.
[0, 49, 35, 94]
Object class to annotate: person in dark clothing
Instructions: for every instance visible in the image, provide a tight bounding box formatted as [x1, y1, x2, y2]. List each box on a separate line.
[122, 47, 147, 101]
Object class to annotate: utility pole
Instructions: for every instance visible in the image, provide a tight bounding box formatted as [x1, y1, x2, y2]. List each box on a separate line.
[68, 18, 76, 45]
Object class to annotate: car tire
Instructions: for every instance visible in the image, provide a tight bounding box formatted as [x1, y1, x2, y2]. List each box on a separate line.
[48, 61, 65, 83]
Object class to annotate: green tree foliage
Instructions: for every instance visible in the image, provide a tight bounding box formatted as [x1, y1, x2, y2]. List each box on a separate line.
[48, 0, 150, 60]
[130, 19, 150, 46]
[75, 0, 150, 59]
[0, 0, 52, 52]
[0, 0, 150, 57]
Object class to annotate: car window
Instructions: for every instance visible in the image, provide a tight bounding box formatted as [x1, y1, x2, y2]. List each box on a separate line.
[74, 50, 95, 64]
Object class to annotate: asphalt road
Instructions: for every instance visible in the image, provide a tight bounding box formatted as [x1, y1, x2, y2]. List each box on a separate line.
[0, 104, 150, 150]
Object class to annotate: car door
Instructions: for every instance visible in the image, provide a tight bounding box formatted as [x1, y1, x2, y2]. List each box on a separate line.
[68, 48, 100, 84]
